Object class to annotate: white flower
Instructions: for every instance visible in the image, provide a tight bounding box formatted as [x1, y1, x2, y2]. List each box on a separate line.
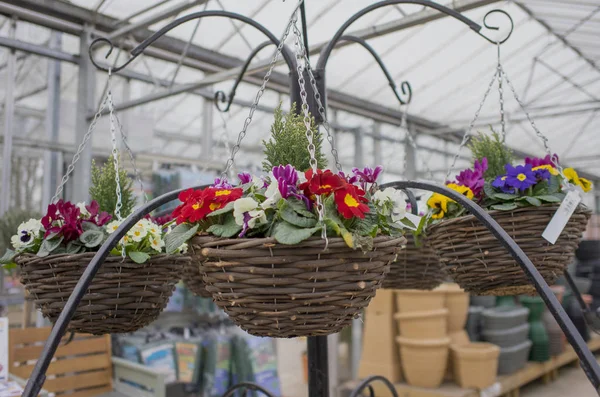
[252, 176, 265, 190]
[261, 177, 282, 209]
[11, 234, 26, 249]
[128, 225, 147, 242]
[246, 209, 267, 228]
[19, 219, 43, 235]
[76, 202, 90, 217]
[234, 197, 267, 230]
[12, 219, 43, 249]
[149, 235, 165, 252]
[106, 220, 122, 234]
[178, 243, 188, 254]
[140, 219, 161, 236]
[373, 188, 407, 222]
[119, 234, 132, 246]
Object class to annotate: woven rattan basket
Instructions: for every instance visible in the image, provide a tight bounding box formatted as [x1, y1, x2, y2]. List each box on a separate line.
[428, 205, 591, 296]
[182, 260, 212, 298]
[16, 252, 186, 334]
[382, 234, 445, 290]
[191, 235, 405, 338]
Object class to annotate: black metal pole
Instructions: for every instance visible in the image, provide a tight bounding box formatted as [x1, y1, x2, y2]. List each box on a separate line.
[307, 336, 330, 397]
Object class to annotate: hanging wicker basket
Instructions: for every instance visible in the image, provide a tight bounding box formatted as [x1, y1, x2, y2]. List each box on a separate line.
[428, 205, 591, 296]
[190, 235, 404, 338]
[382, 234, 445, 290]
[16, 252, 186, 334]
[181, 260, 212, 298]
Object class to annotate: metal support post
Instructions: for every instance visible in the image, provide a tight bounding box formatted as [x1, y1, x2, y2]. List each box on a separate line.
[71, 25, 96, 203]
[42, 32, 62, 208]
[307, 336, 330, 397]
[327, 333, 339, 397]
[351, 317, 362, 379]
[0, 18, 17, 216]
[202, 93, 214, 159]
[354, 130, 363, 169]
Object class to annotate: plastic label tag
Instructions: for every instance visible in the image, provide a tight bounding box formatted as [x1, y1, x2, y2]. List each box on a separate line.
[403, 213, 422, 231]
[542, 190, 581, 244]
[480, 382, 501, 397]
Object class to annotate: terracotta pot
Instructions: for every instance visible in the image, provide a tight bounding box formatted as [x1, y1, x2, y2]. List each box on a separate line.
[396, 336, 450, 388]
[449, 330, 470, 346]
[441, 283, 469, 332]
[395, 289, 445, 313]
[394, 309, 448, 338]
[451, 343, 500, 389]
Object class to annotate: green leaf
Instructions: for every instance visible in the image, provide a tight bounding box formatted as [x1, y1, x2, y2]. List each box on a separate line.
[547, 175, 560, 194]
[81, 221, 101, 232]
[271, 221, 321, 245]
[37, 237, 63, 257]
[0, 249, 16, 265]
[524, 197, 542, 207]
[165, 223, 199, 254]
[322, 196, 354, 247]
[207, 201, 235, 217]
[353, 202, 379, 237]
[79, 230, 105, 248]
[280, 201, 317, 228]
[206, 214, 241, 238]
[129, 251, 150, 264]
[287, 197, 316, 218]
[532, 181, 549, 196]
[483, 182, 498, 199]
[494, 193, 518, 200]
[3, 263, 17, 271]
[490, 203, 518, 211]
[537, 194, 562, 203]
[66, 241, 83, 254]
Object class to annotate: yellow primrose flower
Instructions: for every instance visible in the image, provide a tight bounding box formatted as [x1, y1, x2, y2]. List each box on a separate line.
[150, 235, 165, 252]
[579, 177, 593, 192]
[447, 183, 474, 200]
[532, 164, 558, 176]
[128, 225, 147, 242]
[564, 168, 592, 192]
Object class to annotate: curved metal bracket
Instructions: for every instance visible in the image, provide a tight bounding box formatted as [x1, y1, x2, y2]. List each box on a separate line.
[214, 40, 274, 113]
[316, 1, 514, 70]
[380, 180, 600, 391]
[339, 35, 412, 105]
[88, 11, 297, 75]
[350, 375, 399, 397]
[220, 382, 276, 397]
[564, 270, 600, 334]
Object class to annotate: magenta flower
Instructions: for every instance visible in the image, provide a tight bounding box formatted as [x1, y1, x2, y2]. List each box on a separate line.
[456, 158, 488, 198]
[338, 171, 358, 184]
[238, 172, 252, 184]
[505, 164, 537, 191]
[352, 166, 383, 190]
[213, 177, 232, 189]
[42, 200, 84, 242]
[525, 154, 557, 168]
[271, 164, 311, 209]
[85, 200, 112, 227]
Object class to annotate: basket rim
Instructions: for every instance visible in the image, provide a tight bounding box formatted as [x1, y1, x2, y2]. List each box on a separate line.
[15, 251, 184, 264]
[429, 203, 591, 231]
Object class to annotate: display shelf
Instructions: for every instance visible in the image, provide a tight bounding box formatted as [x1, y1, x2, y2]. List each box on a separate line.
[349, 336, 600, 397]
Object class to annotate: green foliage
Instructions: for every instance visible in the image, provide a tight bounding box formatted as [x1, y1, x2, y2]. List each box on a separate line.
[262, 102, 327, 172]
[165, 223, 199, 254]
[469, 130, 514, 181]
[89, 155, 136, 218]
[0, 209, 40, 255]
[483, 175, 565, 211]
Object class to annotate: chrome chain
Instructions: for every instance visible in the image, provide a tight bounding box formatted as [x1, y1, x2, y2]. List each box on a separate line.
[52, 91, 109, 202]
[106, 70, 123, 223]
[445, 68, 499, 182]
[402, 104, 435, 180]
[292, 15, 328, 246]
[220, 1, 302, 180]
[497, 43, 506, 142]
[114, 113, 149, 203]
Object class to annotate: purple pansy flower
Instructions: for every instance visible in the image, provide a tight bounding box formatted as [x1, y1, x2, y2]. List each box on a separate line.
[352, 166, 383, 190]
[505, 164, 537, 191]
[213, 177, 233, 189]
[239, 212, 252, 238]
[238, 172, 252, 184]
[271, 165, 311, 209]
[456, 158, 488, 198]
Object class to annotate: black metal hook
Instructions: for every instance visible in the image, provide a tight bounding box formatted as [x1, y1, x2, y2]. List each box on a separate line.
[220, 382, 276, 397]
[89, 37, 138, 73]
[479, 9, 514, 45]
[349, 375, 399, 397]
[339, 35, 412, 105]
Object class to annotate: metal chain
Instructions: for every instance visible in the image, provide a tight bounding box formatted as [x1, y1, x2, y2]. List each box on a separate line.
[106, 71, 124, 222]
[497, 43, 506, 142]
[220, 2, 301, 179]
[500, 65, 569, 182]
[52, 90, 109, 203]
[444, 68, 499, 182]
[114, 113, 149, 203]
[403, 105, 435, 180]
[292, 15, 328, 246]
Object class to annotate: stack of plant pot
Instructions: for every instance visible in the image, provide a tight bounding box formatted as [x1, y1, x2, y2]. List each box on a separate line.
[395, 289, 450, 388]
[466, 296, 495, 341]
[481, 303, 531, 375]
[520, 296, 551, 362]
[440, 283, 470, 381]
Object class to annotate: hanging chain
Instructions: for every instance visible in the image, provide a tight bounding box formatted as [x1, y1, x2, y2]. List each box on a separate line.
[292, 15, 328, 246]
[114, 113, 149, 203]
[106, 71, 124, 223]
[500, 66, 569, 183]
[52, 93, 109, 202]
[402, 103, 435, 180]
[220, 2, 301, 180]
[444, 68, 499, 182]
[497, 43, 506, 142]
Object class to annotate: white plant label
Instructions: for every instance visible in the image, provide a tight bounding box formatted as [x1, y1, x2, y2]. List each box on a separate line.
[480, 382, 501, 397]
[542, 190, 581, 244]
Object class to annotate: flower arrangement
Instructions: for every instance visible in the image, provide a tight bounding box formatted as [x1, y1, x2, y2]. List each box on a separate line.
[427, 132, 592, 220]
[1, 157, 183, 268]
[167, 164, 415, 251]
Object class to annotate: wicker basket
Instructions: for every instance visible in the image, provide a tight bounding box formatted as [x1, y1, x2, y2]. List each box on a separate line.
[191, 235, 405, 338]
[181, 260, 212, 298]
[428, 205, 591, 296]
[382, 234, 445, 290]
[16, 252, 186, 334]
